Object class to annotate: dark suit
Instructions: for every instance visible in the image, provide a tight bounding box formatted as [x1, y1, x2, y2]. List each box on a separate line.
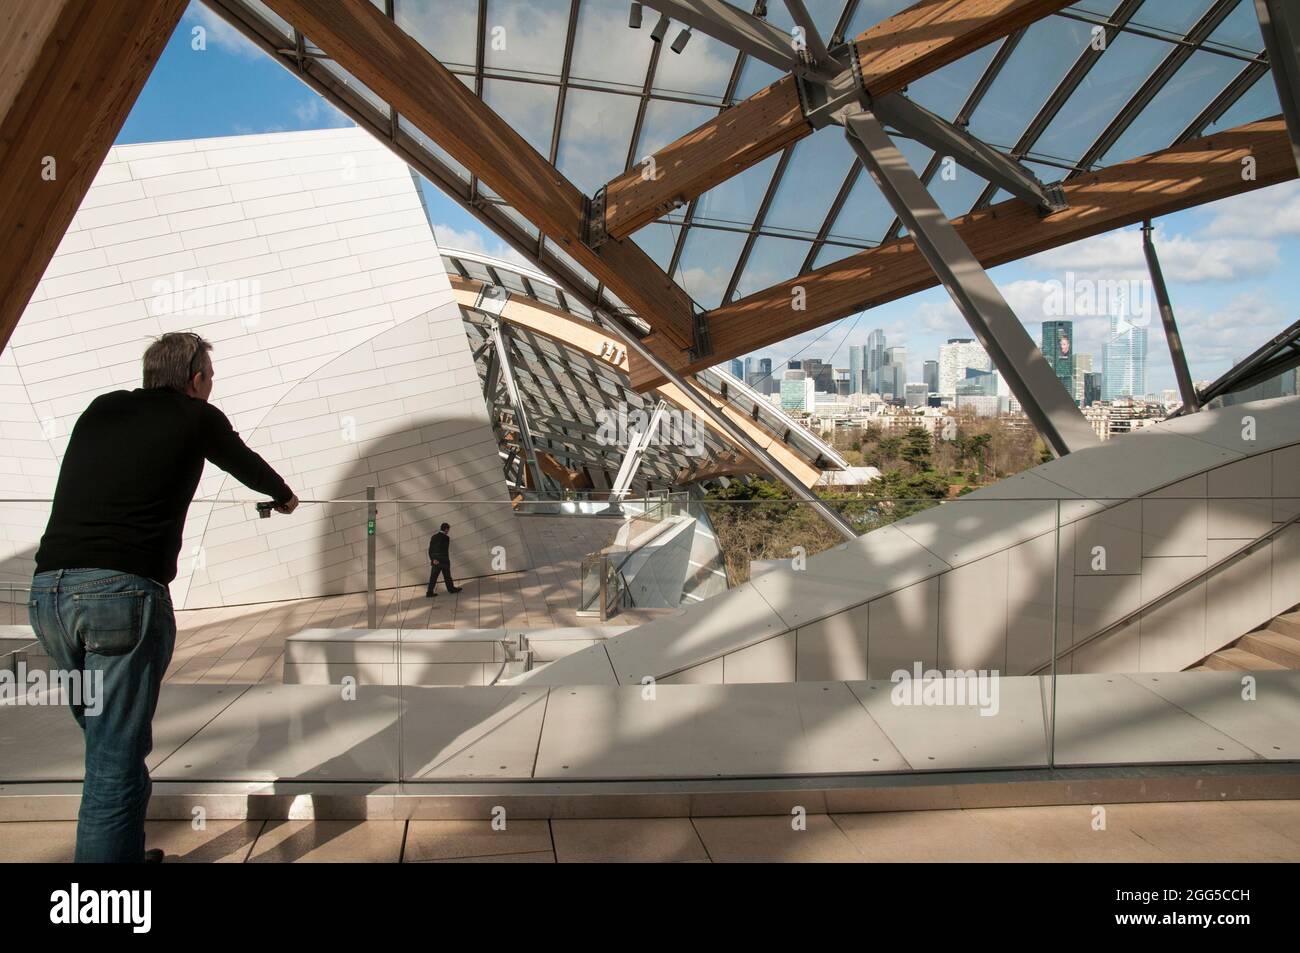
[426, 531, 455, 595]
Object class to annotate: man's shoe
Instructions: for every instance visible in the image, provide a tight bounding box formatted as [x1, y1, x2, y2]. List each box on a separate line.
[426, 592, 437, 598]
[449, 587, 464, 593]
[144, 849, 164, 863]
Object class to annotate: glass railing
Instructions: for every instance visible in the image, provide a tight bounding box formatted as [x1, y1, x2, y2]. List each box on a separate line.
[0, 486, 1296, 788]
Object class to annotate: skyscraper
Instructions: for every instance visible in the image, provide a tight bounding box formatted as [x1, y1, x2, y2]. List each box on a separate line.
[848, 345, 865, 394]
[923, 360, 939, 394]
[1102, 314, 1148, 399]
[885, 346, 907, 398]
[1041, 320, 1075, 395]
[866, 329, 887, 394]
[1073, 353, 1093, 406]
[938, 339, 991, 396]
[729, 358, 744, 379]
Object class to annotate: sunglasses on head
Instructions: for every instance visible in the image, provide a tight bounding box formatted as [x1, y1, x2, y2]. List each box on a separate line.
[186, 334, 206, 382]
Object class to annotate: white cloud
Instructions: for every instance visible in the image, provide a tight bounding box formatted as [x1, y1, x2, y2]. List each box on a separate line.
[1028, 226, 1279, 283]
[188, 4, 262, 60]
[1199, 179, 1300, 239]
[432, 224, 532, 270]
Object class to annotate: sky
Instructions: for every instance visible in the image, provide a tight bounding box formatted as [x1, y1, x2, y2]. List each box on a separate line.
[115, 2, 1300, 397]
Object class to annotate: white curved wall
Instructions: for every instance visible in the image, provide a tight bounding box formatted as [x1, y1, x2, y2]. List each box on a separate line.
[0, 127, 527, 608]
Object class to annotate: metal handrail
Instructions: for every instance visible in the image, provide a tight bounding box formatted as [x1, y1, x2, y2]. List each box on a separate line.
[1030, 506, 1300, 675]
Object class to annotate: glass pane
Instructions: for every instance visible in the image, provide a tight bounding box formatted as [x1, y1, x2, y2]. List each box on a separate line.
[1206, 72, 1282, 134]
[651, 25, 736, 99]
[633, 99, 718, 159]
[569, 0, 654, 88]
[966, 15, 1097, 151]
[481, 78, 557, 155]
[824, 136, 931, 245]
[313, 59, 389, 118]
[634, 221, 680, 272]
[733, 56, 784, 101]
[1128, 0, 1217, 38]
[733, 236, 814, 298]
[556, 89, 638, 194]
[483, 0, 571, 79]
[674, 227, 748, 308]
[691, 150, 782, 231]
[906, 41, 1001, 122]
[763, 133, 857, 239]
[1031, 32, 1171, 165]
[1100, 49, 1245, 165]
[1206, 0, 1265, 55]
[396, 0, 479, 69]
[401, 116, 471, 183]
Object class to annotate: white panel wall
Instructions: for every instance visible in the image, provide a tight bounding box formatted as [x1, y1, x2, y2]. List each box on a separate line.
[0, 128, 527, 608]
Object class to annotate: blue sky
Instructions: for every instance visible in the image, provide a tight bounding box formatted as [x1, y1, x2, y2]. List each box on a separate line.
[116, 2, 1300, 396]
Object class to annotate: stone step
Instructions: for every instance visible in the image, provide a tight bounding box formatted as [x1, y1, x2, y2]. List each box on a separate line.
[1271, 610, 1300, 638]
[1238, 630, 1300, 667]
[1202, 648, 1287, 672]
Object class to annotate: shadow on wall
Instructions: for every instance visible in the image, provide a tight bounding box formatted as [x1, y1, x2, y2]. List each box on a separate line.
[178, 414, 530, 611]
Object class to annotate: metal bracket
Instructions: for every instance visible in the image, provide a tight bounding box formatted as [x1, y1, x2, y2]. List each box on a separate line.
[689, 307, 712, 362]
[584, 185, 608, 249]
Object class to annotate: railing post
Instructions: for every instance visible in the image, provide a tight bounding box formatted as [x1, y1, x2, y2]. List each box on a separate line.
[366, 485, 377, 629]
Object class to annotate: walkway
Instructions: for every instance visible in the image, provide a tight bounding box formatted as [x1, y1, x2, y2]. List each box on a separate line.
[158, 515, 672, 685]
[3, 800, 1298, 862]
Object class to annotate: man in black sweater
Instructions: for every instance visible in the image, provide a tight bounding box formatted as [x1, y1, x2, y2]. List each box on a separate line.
[29, 332, 297, 863]
[425, 522, 463, 597]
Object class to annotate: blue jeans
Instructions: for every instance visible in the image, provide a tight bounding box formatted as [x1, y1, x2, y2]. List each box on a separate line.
[28, 569, 175, 863]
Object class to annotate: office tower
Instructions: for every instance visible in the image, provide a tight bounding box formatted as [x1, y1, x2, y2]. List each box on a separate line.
[923, 360, 939, 394]
[885, 346, 907, 398]
[1102, 314, 1148, 399]
[779, 371, 814, 412]
[1083, 372, 1102, 407]
[849, 345, 865, 394]
[755, 357, 774, 395]
[729, 358, 744, 379]
[938, 338, 991, 396]
[802, 358, 834, 393]
[1073, 353, 1093, 406]
[866, 329, 887, 393]
[834, 368, 850, 397]
[743, 357, 753, 381]
[905, 382, 928, 407]
[956, 366, 999, 397]
[1041, 320, 1075, 393]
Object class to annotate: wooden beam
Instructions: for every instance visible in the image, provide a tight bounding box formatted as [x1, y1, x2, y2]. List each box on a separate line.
[0, 0, 187, 356]
[263, 0, 696, 353]
[631, 117, 1296, 389]
[601, 0, 1073, 240]
[449, 277, 821, 486]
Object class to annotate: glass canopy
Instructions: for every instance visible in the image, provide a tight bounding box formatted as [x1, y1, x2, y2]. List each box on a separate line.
[225, 0, 1281, 317]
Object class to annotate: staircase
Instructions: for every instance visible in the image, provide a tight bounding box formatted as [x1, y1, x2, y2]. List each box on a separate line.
[1187, 605, 1300, 672]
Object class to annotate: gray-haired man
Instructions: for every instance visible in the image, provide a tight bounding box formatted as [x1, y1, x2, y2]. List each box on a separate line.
[29, 332, 298, 863]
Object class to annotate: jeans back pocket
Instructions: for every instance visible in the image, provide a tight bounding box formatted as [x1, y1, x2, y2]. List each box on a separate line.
[72, 590, 150, 657]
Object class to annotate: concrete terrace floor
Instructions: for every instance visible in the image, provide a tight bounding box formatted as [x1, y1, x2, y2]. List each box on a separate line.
[149, 515, 672, 686]
[3, 801, 1300, 862]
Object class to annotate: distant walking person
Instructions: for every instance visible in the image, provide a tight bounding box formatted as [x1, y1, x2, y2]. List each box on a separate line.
[29, 333, 298, 863]
[426, 522, 463, 597]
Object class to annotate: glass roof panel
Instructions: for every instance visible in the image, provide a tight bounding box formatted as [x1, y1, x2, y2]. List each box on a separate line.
[1205, 0, 1265, 54]
[734, 236, 814, 299]
[481, 78, 557, 155]
[823, 135, 930, 245]
[482, 0, 571, 79]
[400, 117, 471, 183]
[733, 56, 783, 101]
[763, 133, 858, 239]
[313, 59, 390, 118]
[927, 163, 992, 221]
[634, 221, 679, 272]
[905, 41, 1001, 122]
[650, 23, 736, 100]
[1030, 31, 1170, 165]
[543, 237, 597, 293]
[1068, 1, 1126, 16]
[965, 15, 1096, 150]
[245, 0, 293, 40]
[1127, 0, 1218, 38]
[1206, 71, 1282, 133]
[531, 282, 563, 308]
[690, 151, 782, 231]
[675, 227, 748, 309]
[569, 0, 655, 88]
[395, 0, 479, 70]
[1100, 49, 1245, 165]
[634, 99, 719, 160]
[556, 89, 638, 194]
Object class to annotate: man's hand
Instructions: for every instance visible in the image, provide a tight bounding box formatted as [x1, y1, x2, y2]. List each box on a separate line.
[274, 494, 299, 515]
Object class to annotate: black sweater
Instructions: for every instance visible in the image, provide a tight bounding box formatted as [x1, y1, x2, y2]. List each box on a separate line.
[428, 532, 450, 561]
[35, 388, 294, 585]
